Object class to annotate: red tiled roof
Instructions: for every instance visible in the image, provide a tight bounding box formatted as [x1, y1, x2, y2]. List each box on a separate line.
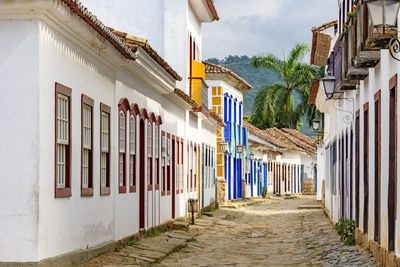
[309, 79, 321, 104]
[61, 0, 136, 60]
[203, 61, 252, 90]
[110, 29, 182, 81]
[174, 88, 199, 109]
[193, 106, 225, 127]
[206, 0, 220, 21]
[244, 121, 316, 154]
[60, 0, 181, 81]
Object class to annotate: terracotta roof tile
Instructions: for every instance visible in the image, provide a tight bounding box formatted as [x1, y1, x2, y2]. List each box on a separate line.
[110, 29, 182, 81]
[61, 0, 136, 60]
[243, 121, 316, 154]
[174, 88, 198, 109]
[309, 79, 321, 104]
[206, 0, 219, 21]
[193, 106, 225, 127]
[203, 61, 252, 90]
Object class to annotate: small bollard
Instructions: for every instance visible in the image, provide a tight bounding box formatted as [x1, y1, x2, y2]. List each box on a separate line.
[188, 198, 198, 225]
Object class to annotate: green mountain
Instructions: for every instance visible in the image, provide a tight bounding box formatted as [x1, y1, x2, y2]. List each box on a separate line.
[206, 55, 314, 137]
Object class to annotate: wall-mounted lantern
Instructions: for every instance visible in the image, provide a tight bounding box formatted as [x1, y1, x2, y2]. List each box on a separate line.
[322, 72, 336, 99]
[312, 118, 321, 133]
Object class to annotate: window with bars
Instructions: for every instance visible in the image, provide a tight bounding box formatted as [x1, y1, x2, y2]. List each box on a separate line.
[129, 114, 136, 192]
[55, 83, 71, 198]
[181, 140, 184, 193]
[147, 122, 153, 189]
[81, 95, 94, 196]
[119, 109, 127, 193]
[177, 138, 180, 194]
[100, 104, 111, 195]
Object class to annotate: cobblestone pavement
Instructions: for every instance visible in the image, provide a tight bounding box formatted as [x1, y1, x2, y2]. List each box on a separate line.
[83, 196, 377, 266]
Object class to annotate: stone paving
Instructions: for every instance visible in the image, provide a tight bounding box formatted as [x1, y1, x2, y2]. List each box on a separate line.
[82, 196, 377, 266]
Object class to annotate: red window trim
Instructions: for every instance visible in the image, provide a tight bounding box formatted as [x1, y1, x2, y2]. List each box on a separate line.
[155, 116, 162, 191]
[176, 136, 180, 194]
[167, 133, 171, 195]
[194, 144, 197, 191]
[118, 98, 130, 194]
[81, 94, 94, 197]
[129, 104, 139, 193]
[55, 83, 72, 198]
[181, 139, 184, 193]
[161, 130, 166, 196]
[100, 103, 111, 195]
[147, 114, 155, 191]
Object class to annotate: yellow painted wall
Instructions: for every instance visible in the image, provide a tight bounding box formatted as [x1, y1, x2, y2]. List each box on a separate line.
[211, 86, 225, 179]
[191, 60, 205, 106]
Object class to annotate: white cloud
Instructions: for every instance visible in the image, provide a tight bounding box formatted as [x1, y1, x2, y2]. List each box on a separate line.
[216, 0, 282, 20]
[203, 0, 338, 60]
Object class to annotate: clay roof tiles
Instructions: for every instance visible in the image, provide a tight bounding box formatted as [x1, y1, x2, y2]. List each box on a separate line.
[110, 29, 182, 81]
[243, 121, 316, 154]
[203, 61, 253, 90]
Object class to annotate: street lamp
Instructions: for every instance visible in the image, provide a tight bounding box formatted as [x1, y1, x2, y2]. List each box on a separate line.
[322, 72, 336, 99]
[235, 144, 244, 154]
[365, 0, 400, 28]
[312, 118, 321, 133]
[219, 141, 230, 154]
[249, 152, 255, 160]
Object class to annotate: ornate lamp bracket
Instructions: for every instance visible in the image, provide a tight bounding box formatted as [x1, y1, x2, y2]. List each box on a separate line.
[389, 37, 400, 62]
[333, 97, 354, 124]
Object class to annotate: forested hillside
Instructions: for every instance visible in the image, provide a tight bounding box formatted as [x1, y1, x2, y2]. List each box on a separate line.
[206, 56, 314, 136]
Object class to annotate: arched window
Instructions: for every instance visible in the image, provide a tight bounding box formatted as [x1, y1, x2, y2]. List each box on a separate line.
[119, 110, 127, 193]
[129, 114, 136, 192]
[147, 122, 153, 189]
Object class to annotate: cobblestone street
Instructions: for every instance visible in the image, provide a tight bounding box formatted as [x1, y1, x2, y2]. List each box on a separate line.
[83, 196, 376, 266]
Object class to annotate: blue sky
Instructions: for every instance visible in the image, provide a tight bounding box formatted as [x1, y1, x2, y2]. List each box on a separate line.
[202, 0, 338, 60]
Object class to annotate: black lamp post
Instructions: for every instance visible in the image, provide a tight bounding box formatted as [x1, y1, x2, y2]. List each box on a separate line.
[312, 118, 321, 133]
[322, 72, 336, 99]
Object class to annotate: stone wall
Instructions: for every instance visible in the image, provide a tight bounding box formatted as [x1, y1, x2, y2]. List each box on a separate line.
[355, 228, 399, 267]
[216, 178, 226, 205]
[303, 181, 315, 195]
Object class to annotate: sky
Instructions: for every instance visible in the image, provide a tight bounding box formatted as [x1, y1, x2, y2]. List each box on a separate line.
[202, 0, 338, 60]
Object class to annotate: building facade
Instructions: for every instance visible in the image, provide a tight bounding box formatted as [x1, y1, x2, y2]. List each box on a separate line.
[204, 62, 252, 201]
[311, 0, 400, 264]
[0, 0, 222, 264]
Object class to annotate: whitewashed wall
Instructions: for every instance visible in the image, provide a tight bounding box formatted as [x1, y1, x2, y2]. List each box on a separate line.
[0, 20, 40, 263]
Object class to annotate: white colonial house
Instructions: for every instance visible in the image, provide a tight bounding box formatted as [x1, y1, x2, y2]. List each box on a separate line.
[243, 122, 317, 197]
[310, 0, 400, 265]
[0, 0, 221, 265]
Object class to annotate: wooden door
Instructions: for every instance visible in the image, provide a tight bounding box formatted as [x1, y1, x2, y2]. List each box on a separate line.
[139, 119, 145, 228]
[363, 104, 369, 234]
[374, 91, 381, 243]
[355, 112, 360, 227]
[171, 137, 176, 219]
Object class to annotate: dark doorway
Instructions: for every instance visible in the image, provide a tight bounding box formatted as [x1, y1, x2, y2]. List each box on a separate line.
[355, 112, 360, 227]
[374, 91, 381, 243]
[171, 137, 176, 219]
[363, 104, 369, 234]
[350, 129, 353, 220]
[139, 119, 145, 229]
[388, 82, 397, 252]
[341, 136, 345, 218]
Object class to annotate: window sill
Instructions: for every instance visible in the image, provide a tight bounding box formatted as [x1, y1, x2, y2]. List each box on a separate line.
[130, 186, 136, 193]
[155, 184, 160, 190]
[147, 185, 153, 191]
[55, 187, 71, 198]
[176, 189, 180, 194]
[161, 191, 166, 196]
[167, 190, 171, 195]
[181, 189, 183, 193]
[100, 186, 111, 195]
[81, 188, 94, 197]
[119, 186, 127, 194]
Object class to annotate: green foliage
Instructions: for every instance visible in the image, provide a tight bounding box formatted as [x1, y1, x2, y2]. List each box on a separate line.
[250, 43, 319, 129]
[335, 217, 356, 245]
[127, 240, 139, 246]
[147, 230, 161, 238]
[262, 188, 268, 198]
[205, 54, 322, 136]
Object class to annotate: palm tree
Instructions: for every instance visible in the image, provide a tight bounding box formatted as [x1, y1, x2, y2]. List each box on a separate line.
[250, 43, 318, 129]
